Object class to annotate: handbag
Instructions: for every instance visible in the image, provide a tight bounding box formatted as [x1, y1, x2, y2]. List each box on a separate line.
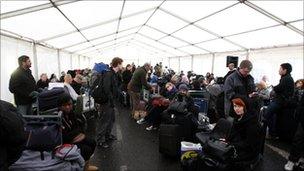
[204, 138, 237, 163]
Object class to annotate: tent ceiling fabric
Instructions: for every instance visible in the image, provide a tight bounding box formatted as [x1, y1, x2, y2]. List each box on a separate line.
[1, 0, 303, 59]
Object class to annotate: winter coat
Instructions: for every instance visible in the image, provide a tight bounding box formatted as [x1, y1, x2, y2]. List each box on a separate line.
[128, 67, 151, 93]
[36, 79, 49, 90]
[224, 69, 255, 117]
[103, 68, 119, 107]
[122, 70, 132, 91]
[9, 67, 37, 105]
[228, 112, 260, 162]
[273, 74, 295, 105]
[0, 100, 26, 170]
[61, 111, 85, 144]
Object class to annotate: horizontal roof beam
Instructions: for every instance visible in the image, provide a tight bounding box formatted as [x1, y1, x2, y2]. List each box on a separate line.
[1, 0, 79, 20]
[39, 7, 156, 42]
[242, 0, 303, 36]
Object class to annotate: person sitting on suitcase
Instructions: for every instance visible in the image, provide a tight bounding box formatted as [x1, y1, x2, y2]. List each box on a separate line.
[162, 84, 195, 126]
[143, 83, 177, 131]
[227, 96, 261, 164]
[58, 94, 98, 171]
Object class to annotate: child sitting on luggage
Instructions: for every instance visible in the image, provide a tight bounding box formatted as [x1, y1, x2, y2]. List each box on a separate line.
[58, 94, 98, 171]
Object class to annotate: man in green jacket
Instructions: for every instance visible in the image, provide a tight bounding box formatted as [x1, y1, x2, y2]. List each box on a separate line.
[128, 63, 153, 119]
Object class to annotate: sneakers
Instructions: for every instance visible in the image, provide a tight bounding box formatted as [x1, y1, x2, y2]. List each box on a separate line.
[284, 161, 295, 171]
[146, 126, 158, 131]
[86, 165, 99, 171]
[146, 125, 153, 131]
[136, 118, 146, 124]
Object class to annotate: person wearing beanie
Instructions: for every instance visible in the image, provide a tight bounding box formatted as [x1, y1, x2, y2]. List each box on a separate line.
[227, 96, 261, 163]
[224, 60, 256, 118]
[263, 63, 295, 140]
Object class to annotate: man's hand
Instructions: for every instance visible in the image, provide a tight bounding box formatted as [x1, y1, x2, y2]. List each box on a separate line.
[249, 92, 258, 98]
[72, 133, 85, 143]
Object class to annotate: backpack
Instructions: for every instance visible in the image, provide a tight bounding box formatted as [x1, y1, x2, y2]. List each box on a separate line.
[91, 72, 108, 104]
[93, 62, 109, 74]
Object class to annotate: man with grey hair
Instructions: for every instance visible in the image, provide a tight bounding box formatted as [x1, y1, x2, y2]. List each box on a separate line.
[128, 63, 153, 119]
[224, 60, 256, 117]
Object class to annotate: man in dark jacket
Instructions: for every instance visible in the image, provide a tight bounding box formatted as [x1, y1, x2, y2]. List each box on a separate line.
[97, 57, 123, 148]
[223, 63, 236, 82]
[264, 63, 295, 139]
[224, 60, 255, 118]
[128, 63, 152, 119]
[284, 92, 304, 171]
[9, 55, 37, 115]
[0, 100, 26, 171]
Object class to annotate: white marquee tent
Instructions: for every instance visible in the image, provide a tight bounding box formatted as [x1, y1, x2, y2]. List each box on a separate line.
[1, 0, 303, 103]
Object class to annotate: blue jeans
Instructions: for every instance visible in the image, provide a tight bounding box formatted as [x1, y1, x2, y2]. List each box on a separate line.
[264, 101, 280, 136]
[17, 104, 33, 115]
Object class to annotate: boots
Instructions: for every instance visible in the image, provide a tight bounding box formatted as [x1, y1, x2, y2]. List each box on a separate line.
[84, 160, 98, 171]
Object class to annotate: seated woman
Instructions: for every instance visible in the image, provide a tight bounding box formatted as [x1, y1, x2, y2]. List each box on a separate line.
[57, 94, 97, 171]
[142, 82, 177, 130]
[227, 96, 261, 163]
[161, 84, 196, 140]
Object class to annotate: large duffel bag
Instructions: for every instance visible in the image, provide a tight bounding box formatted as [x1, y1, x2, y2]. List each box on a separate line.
[159, 124, 182, 157]
[37, 88, 66, 113]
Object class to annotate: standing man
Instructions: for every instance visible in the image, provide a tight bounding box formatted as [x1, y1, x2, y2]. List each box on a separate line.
[128, 63, 153, 119]
[9, 55, 37, 115]
[264, 63, 295, 139]
[224, 60, 255, 118]
[97, 57, 123, 148]
[223, 63, 236, 82]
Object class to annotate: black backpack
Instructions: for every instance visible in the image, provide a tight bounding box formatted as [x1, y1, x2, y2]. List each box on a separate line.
[91, 73, 108, 104]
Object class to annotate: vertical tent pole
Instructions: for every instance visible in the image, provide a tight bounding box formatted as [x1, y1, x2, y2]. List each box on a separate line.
[178, 57, 181, 73]
[70, 54, 73, 69]
[57, 49, 61, 77]
[246, 50, 250, 60]
[32, 42, 38, 80]
[211, 53, 215, 74]
[191, 55, 194, 71]
[78, 55, 81, 69]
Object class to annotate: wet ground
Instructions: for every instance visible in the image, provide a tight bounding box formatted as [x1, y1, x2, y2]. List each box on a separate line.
[87, 105, 289, 171]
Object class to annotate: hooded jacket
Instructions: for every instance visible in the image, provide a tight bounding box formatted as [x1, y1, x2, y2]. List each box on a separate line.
[227, 96, 261, 162]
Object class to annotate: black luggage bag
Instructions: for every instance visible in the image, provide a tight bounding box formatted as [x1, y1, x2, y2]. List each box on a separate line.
[159, 124, 182, 157]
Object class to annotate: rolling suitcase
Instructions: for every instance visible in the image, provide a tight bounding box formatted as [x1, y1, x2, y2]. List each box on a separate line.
[159, 124, 182, 157]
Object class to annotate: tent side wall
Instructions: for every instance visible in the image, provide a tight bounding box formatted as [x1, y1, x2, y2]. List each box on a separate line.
[170, 45, 303, 85]
[0, 35, 92, 103]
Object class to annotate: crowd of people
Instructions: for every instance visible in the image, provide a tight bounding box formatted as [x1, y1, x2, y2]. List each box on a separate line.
[1, 54, 303, 171]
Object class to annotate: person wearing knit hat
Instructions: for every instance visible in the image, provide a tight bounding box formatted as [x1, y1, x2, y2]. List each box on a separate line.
[178, 83, 189, 92]
[263, 63, 295, 140]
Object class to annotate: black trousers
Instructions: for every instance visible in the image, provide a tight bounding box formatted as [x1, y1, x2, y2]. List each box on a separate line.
[289, 123, 304, 162]
[75, 137, 96, 161]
